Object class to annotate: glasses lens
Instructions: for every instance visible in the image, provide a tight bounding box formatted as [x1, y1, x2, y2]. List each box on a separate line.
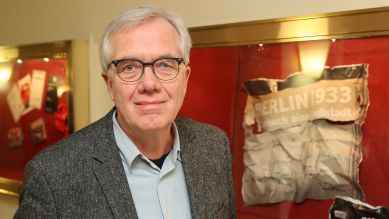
[154, 59, 180, 80]
[117, 60, 143, 82]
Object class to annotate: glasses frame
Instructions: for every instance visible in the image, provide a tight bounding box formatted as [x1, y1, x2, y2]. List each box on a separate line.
[108, 57, 185, 82]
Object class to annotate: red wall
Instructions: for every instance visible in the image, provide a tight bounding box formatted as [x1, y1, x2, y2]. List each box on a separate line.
[179, 36, 389, 218]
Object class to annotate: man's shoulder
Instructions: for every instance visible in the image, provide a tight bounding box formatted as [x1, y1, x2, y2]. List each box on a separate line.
[175, 116, 227, 139]
[30, 110, 114, 165]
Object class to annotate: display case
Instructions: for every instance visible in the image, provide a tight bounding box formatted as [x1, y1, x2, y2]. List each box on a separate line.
[0, 41, 73, 196]
[179, 6, 389, 218]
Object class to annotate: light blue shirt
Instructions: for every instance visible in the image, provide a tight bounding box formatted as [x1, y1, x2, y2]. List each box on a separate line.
[112, 112, 192, 219]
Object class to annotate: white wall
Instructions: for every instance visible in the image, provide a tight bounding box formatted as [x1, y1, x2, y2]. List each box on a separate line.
[1, 0, 389, 217]
[0, 195, 18, 219]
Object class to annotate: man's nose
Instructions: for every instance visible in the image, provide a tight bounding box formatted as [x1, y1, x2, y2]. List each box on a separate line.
[138, 66, 159, 91]
[142, 65, 158, 80]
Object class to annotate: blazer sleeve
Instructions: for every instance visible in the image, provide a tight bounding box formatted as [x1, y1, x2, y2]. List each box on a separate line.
[14, 159, 57, 219]
[223, 133, 237, 219]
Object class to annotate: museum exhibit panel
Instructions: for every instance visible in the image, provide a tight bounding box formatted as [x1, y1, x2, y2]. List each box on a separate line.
[0, 42, 73, 196]
[179, 7, 389, 218]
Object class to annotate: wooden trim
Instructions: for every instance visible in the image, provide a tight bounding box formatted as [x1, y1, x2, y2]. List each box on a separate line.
[0, 177, 21, 197]
[0, 41, 70, 62]
[190, 6, 389, 47]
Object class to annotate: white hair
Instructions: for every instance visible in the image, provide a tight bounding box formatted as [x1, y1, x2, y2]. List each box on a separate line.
[99, 6, 192, 72]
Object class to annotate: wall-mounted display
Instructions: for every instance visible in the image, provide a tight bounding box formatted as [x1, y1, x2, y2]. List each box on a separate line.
[0, 41, 72, 196]
[178, 6, 389, 219]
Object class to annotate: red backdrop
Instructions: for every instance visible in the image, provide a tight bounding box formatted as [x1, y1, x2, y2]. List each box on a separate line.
[179, 36, 389, 218]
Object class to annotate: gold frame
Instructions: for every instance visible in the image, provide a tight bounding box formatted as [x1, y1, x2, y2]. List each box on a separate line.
[189, 6, 389, 47]
[0, 41, 71, 62]
[0, 177, 22, 197]
[0, 41, 72, 197]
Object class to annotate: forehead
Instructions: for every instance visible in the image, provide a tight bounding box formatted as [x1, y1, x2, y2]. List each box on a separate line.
[110, 17, 181, 60]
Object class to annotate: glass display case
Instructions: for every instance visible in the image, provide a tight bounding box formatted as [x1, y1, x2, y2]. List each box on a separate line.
[179, 6, 389, 218]
[0, 41, 72, 196]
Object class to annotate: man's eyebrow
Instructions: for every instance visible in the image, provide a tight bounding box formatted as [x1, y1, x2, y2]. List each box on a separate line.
[115, 54, 180, 61]
[155, 53, 178, 58]
[114, 56, 137, 60]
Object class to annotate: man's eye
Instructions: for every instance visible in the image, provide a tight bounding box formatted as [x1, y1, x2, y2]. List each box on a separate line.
[123, 64, 135, 71]
[161, 63, 172, 68]
[158, 61, 177, 70]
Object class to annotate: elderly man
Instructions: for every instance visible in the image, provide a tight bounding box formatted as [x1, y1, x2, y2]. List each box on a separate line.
[14, 6, 235, 219]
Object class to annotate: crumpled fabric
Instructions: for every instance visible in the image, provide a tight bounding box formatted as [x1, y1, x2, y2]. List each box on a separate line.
[242, 64, 368, 205]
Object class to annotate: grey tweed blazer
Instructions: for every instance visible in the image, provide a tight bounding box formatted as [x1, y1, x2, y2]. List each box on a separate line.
[14, 109, 236, 219]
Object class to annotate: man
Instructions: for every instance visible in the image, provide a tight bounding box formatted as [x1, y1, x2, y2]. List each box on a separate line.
[14, 6, 236, 219]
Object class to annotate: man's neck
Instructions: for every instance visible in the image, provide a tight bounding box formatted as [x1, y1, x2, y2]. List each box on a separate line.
[125, 125, 174, 160]
[115, 112, 174, 159]
[137, 132, 173, 160]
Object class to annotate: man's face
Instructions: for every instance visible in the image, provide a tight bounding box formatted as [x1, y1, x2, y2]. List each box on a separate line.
[104, 17, 190, 135]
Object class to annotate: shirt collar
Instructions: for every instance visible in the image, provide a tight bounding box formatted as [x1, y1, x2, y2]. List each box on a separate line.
[171, 121, 182, 162]
[112, 110, 181, 170]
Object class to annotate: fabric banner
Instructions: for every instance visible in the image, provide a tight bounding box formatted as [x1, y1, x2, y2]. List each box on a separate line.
[242, 64, 369, 205]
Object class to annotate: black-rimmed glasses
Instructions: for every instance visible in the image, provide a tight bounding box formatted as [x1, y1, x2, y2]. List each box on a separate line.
[108, 57, 185, 82]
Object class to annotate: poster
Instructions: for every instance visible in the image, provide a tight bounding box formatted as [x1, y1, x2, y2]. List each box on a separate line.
[29, 70, 47, 110]
[17, 74, 32, 111]
[30, 118, 47, 146]
[6, 84, 25, 122]
[7, 127, 23, 147]
[45, 76, 59, 113]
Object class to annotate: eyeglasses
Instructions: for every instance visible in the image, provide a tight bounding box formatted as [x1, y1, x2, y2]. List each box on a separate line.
[108, 57, 185, 82]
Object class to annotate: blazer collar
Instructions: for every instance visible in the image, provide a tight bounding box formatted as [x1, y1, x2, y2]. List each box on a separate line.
[91, 108, 138, 219]
[90, 111, 207, 218]
[176, 117, 207, 218]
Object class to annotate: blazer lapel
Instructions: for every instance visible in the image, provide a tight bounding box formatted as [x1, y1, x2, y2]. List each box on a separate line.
[91, 110, 138, 219]
[177, 118, 207, 219]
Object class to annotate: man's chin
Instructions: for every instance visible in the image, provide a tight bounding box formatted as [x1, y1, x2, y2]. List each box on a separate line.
[138, 117, 171, 131]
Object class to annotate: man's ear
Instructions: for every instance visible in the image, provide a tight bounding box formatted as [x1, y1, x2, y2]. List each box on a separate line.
[185, 65, 191, 78]
[102, 72, 114, 101]
[183, 65, 191, 94]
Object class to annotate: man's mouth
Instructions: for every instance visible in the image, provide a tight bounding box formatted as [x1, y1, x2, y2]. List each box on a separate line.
[135, 100, 166, 110]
